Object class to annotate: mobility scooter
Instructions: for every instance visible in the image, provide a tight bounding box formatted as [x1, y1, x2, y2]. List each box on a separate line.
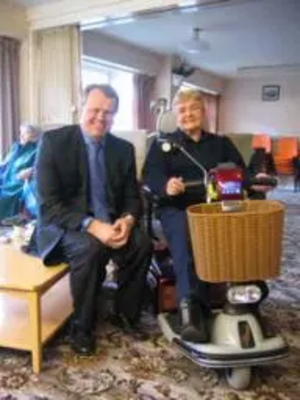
[149, 139, 289, 390]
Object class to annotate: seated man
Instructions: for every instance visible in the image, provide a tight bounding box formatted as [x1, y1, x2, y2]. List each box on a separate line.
[35, 84, 152, 356]
[0, 124, 40, 221]
[142, 88, 270, 344]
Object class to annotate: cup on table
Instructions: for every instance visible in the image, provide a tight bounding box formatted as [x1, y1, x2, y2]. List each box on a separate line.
[12, 226, 25, 248]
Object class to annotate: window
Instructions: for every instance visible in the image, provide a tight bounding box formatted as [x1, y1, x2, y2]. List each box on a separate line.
[81, 57, 135, 130]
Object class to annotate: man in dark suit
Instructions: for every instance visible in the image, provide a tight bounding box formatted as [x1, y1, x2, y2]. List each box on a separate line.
[35, 84, 152, 355]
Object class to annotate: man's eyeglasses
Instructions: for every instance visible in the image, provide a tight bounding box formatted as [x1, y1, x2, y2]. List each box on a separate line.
[88, 108, 115, 118]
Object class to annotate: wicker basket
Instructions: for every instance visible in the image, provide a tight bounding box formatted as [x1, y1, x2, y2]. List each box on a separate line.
[187, 200, 285, 282]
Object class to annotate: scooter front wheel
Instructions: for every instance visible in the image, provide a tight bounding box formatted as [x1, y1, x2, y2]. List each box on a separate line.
[225, 367, 251, 390]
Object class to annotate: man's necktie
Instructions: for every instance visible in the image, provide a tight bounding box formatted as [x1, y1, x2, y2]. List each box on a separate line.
[88, 141, 110, 222]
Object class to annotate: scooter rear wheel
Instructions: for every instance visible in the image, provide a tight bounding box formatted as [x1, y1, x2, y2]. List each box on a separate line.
[225, 367, 251, 390]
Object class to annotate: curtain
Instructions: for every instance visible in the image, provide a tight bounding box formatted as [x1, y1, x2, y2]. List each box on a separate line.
[31, 25, 81, 127]
[200, 91, 220, 134]
[133, 74, 155, 131]
[0, 37, 20, 157]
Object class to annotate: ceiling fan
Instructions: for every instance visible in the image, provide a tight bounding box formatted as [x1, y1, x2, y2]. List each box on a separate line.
[172, 55, 196, 78]
[180, 27, 210, 55]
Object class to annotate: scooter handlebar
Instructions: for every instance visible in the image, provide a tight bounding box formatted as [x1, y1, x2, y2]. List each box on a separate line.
[184, 179, 204, 188]
[184, 176, 278, 189]
[248, 176, 278, 188]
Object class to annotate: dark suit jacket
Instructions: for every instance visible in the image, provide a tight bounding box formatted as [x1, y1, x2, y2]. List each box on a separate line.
[36, 124, 141, 265]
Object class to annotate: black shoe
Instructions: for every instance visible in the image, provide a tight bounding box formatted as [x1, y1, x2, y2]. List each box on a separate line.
[110, 313, 149, 341]
[179, 299, 209, 344]
[68, 323, 96, 356]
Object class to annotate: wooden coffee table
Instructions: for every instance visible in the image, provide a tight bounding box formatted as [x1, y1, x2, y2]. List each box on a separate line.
[0, 243, 72, 373]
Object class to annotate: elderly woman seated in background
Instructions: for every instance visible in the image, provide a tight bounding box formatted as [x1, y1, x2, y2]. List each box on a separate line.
[0, 124, 40, 221]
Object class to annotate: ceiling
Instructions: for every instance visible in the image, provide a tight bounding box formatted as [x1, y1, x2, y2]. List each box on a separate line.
[8, 0, 300, 78]
[85, 0, 300, 78]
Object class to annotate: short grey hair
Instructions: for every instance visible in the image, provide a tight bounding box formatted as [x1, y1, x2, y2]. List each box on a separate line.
[20, 124, 41, 141]
[172, 88, 205, 111]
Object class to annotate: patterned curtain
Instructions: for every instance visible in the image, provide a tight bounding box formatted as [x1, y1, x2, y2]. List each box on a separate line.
[200, 91, 220, 134]
[0, 36, 20, 157]
[133, 73, 155, 131]
[31, 25, 81, 127]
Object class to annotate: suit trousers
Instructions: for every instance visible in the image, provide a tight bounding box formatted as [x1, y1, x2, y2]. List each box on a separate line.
[58, 227, 152, 333]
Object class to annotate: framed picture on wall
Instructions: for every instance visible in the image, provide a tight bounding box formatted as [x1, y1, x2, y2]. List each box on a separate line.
[262, 85, 280, 101]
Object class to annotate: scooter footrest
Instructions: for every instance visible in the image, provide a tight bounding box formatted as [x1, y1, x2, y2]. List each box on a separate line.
[173, 337, 289, 369]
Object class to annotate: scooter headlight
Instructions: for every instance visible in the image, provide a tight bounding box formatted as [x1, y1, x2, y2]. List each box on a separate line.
[227, 284, 262, 304]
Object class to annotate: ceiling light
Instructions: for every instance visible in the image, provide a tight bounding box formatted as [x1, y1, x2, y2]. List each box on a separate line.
[180, 27, 210, 54]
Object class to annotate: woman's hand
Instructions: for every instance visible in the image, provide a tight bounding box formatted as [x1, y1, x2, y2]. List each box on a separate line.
[165, 177, 185, 196]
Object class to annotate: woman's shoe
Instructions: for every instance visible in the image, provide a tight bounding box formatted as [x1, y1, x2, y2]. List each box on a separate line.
[179, 298, 210, 343]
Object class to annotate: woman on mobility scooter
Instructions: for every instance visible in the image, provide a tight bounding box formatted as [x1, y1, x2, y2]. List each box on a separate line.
[142, 88, 275, 345]
[142, 89, 288, 389]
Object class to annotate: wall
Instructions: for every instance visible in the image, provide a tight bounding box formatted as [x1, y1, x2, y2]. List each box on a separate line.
[83, 30, 176, 107]
[184, 69, 225, 95]
[27, 0, 226, 119]
[0, 2, 27, 39]
[82, 30, 163, 76]
[83, 31, 225, 103]
[24, 1, 179, 122]
[219, 72, 300, 135]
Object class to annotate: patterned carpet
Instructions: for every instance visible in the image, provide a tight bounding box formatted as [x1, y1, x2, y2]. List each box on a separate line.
[0, 189, 299, 400]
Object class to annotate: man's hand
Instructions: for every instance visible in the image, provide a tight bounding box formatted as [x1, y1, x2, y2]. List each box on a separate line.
[87, 219, 115, 245]
[250, 172, 274, 192]
[17, 167, 33, 181]
[165, 177, 185, 196]
[112, 215, 135, 246]
[87, 216, 134, 249]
